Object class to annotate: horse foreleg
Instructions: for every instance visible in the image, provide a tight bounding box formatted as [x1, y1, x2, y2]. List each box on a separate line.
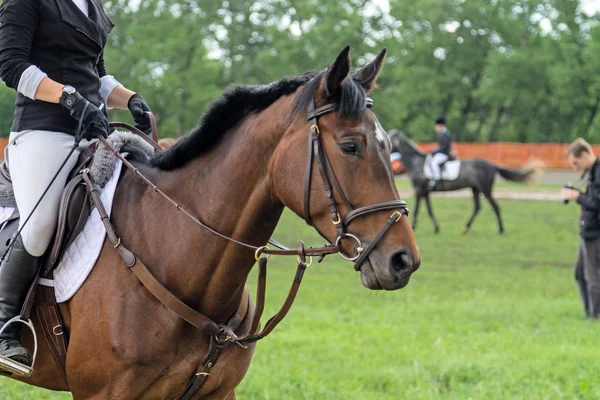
[412, 194, 422, 231]
[424, 194, 440, 234]
[463, 188, 481, 234]
[483, 192, 504, 234]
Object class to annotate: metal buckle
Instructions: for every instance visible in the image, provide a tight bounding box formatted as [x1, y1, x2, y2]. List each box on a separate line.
[335, 233, 364, 262]
[296, 255, 313, 267]
[391, 210, 402, 223]
[310, 124, 320, 135]
[332, 212, 341, 225]
[52, 325, 64, 336]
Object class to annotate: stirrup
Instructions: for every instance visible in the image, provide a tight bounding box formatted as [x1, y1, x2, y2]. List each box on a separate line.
[0, 316, 38, 377]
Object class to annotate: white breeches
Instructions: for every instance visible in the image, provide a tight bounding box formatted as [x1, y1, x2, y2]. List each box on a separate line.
[6, 131, 92, 256]
[430, 153, 449, 180]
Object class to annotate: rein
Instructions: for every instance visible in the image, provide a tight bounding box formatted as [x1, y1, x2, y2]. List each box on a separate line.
[95, 96, 408, 399]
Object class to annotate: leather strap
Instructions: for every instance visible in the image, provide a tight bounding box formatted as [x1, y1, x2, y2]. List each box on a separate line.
[35, 275, 69, 387]
[344, 201, 408, 225]
[84, 170, 249, 333]
[129, 258, 214, 331]
[303, 121, 315, 226]
[147, 112, 159, 144]
[352, 211, 403, 270]
[95, 135, 341, 259]
[109, 121, 163, 152]
[305, 98, 345, 237]
[246, 258, 267, 338]
[81, 172, 135, 265]
[237, 258, 307, 344]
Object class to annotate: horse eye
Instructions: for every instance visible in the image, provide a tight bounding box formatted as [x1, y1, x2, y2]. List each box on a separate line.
[340, 142, 358, 155]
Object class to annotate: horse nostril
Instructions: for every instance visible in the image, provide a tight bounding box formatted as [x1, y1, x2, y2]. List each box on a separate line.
[389, 249, 414, 275]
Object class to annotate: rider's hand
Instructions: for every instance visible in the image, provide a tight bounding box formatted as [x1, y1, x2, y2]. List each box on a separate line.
[60, 90, 109, 141]
[127, 93, 152, 135]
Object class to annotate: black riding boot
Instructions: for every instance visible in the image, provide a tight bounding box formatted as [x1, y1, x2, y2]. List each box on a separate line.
[0, 235, 40, 367]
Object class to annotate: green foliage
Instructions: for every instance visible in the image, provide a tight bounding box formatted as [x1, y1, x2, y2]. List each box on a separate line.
[0, 0, 598, 143]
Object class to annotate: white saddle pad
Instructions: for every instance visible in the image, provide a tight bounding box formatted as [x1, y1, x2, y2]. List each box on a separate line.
[0, 160, 122, 303]
[423, 154, 461, 181]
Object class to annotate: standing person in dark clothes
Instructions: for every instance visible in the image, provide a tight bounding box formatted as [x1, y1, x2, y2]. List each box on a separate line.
[562, 138, 600, 318]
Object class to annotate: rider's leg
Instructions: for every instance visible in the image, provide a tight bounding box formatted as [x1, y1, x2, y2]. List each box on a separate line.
[0, 131, 86, 368]
[429, 153, 448, 188]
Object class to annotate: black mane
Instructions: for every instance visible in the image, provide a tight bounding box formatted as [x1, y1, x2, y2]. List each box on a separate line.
[151, 70, 369, 170]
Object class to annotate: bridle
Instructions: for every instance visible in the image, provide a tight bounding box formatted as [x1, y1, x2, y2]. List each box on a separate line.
[303, 97, 409, 270]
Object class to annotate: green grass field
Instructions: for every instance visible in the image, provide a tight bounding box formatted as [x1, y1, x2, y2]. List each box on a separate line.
[393, 177, 564, 192]
[2, 196, 597, 399]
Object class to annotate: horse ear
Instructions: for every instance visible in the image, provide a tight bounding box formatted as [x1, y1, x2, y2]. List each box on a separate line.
[353, 48, 386, 93]
[321, 45, 351, 97]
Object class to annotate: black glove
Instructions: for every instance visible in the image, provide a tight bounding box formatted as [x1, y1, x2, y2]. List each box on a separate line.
[128, 93, 152, 135]
[60, 91, 109, 141]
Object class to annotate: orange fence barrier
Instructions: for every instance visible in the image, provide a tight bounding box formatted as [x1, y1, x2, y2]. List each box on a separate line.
[0, 137, 595, 169]
[0, 138, 7, 159]
[413, 142, 600, 169]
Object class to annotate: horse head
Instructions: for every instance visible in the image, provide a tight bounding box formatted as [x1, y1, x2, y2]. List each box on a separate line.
[271, 46, 420, 290]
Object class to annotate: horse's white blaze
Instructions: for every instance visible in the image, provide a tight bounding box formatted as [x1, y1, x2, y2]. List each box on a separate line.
[375, 119, 392, 153]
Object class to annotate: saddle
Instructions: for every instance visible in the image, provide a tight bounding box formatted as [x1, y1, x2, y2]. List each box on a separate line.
[0, 144, 96, 276]
[424, 152, 461, 181]
[0, 145, 96, 276]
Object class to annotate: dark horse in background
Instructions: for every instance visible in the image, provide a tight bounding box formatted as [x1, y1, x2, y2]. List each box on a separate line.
[389, 130, 542, 235]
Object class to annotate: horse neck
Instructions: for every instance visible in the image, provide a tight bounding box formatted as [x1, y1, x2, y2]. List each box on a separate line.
[125, 96, 295, 322]
[400, 141, 425, 171]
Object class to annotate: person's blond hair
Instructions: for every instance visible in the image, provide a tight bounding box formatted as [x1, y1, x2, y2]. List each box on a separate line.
[566, 138, 593, 158]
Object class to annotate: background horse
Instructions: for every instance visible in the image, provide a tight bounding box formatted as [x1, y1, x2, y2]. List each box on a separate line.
[389, 130, 542, 235]
[9, 47, 420, 399]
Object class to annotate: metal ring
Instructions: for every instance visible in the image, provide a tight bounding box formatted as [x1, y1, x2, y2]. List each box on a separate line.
[335, 233, 364, 262]
[310, 124, 320, 134]
[254, 246, 270, 261]
[391, 210, 402, 222]
[297, 255, 313, 267]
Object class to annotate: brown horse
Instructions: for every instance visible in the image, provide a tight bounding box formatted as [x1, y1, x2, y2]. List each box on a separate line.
[11, 46, 420, 399]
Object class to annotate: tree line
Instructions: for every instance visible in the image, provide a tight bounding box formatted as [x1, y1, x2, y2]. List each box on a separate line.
[0, 0, 598, 143]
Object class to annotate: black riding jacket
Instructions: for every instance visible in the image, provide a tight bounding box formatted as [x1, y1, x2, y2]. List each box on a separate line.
[578, 158, 600, 240]
[0, 0, 114, 134]
[434, 127, 452, 156]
